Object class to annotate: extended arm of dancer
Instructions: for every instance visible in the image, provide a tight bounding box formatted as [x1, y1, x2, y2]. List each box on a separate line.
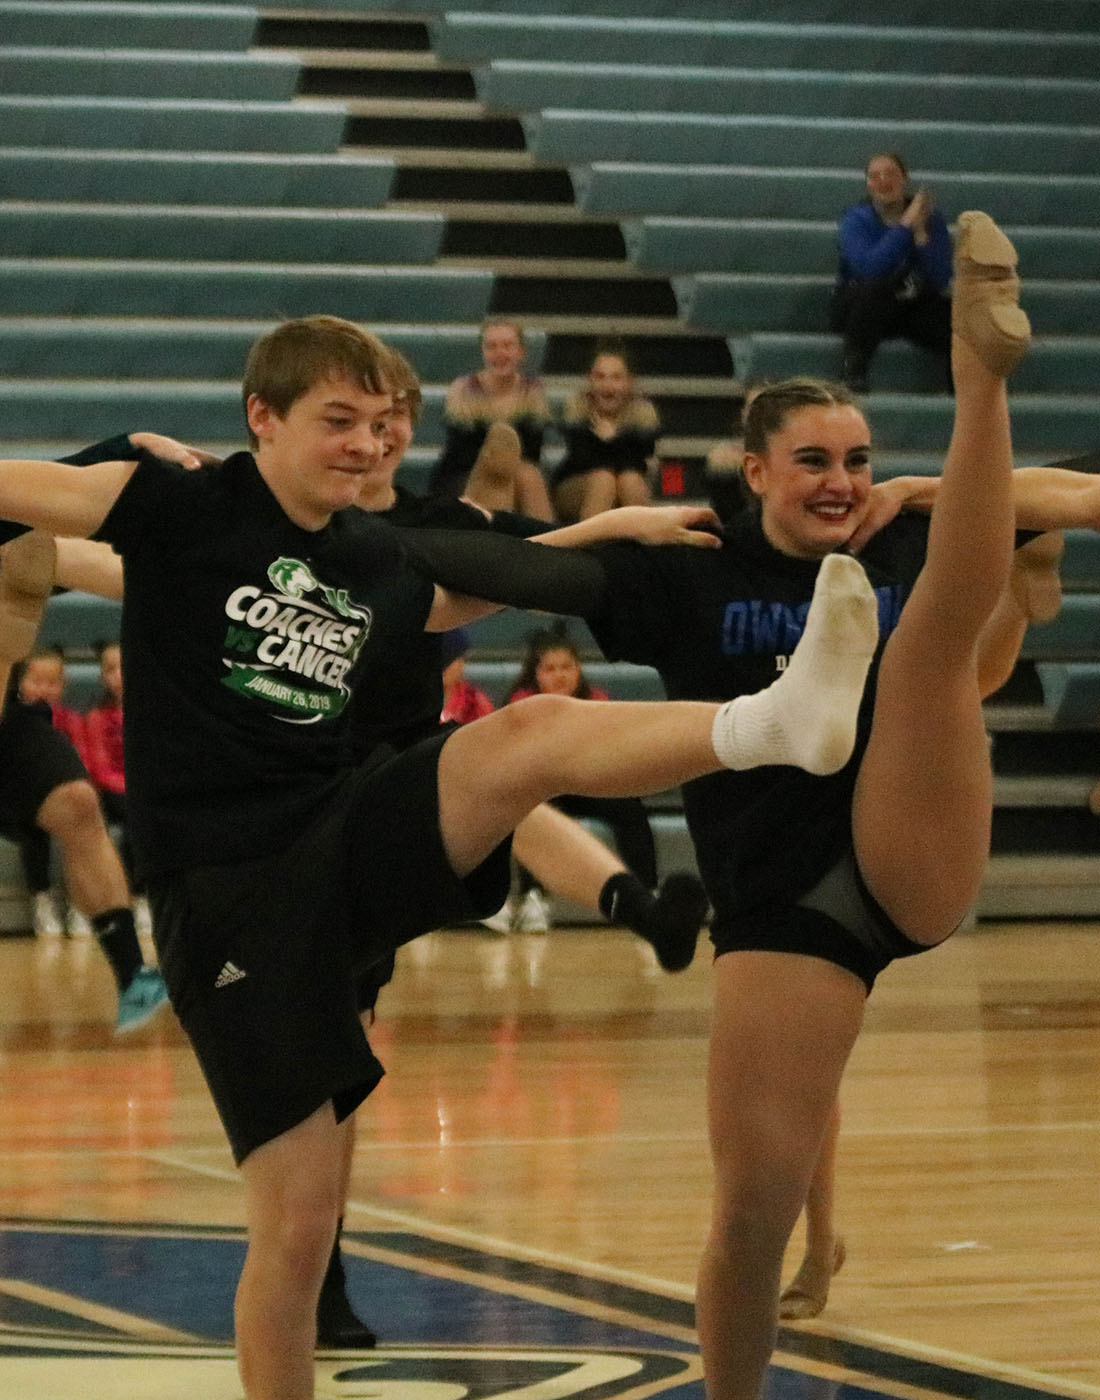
[0, 458, 134, 538]
[849, 465, 1100, 552]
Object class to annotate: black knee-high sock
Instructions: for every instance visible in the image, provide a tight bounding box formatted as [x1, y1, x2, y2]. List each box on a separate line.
[91, 907, 142, 992]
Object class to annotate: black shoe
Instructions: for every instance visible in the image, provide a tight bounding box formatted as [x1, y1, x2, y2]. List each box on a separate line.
[316, 1281, 378, 1349]
[646, 872, 710, 973]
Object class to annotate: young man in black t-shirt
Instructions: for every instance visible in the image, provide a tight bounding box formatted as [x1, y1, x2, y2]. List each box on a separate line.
[0, 315, 882, 1400]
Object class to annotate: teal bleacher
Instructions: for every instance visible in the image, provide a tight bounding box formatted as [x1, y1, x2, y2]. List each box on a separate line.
[0, 1, 258, 49]
[0, 321, 546, 384]
[0, 49, 301, 101]
[574, 164, 1100, 227]
[0, 150, 397, 208]
[482, 62, 1100, 128]
[432, 15, 1100, 78]
[0, 96, 348, 154]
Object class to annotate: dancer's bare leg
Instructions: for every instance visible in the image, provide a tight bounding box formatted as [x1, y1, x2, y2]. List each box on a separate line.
[0, 530, 56, 717]
[855, 213, 1030, 940]
[515, 461, 555, 521]
[778, 1098, 845, 1320]
[698, 954, 864, 1400]
[438, 555, 879, 876]
[553, 471, 617, 523]
[237, 1105, 343, 1400]
[512, 802, 625, 906]
[463, 423, 523, 515]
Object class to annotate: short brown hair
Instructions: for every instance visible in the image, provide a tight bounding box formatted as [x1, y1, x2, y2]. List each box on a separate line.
[386, 346, 423, 425]
[242, 315, 394, 445]
[743, 378, 861, 453]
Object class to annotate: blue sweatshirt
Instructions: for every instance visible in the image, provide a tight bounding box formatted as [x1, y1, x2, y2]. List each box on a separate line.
[836, 200, 952, 294]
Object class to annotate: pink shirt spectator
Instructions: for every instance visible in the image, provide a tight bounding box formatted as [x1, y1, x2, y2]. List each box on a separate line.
[82, 702, 126, 794]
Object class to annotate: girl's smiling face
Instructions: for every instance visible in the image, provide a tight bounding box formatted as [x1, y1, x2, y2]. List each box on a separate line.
[743, 403, 872, 559]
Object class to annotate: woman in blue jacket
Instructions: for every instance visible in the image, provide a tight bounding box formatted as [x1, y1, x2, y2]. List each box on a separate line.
[832, 151, 953, 392]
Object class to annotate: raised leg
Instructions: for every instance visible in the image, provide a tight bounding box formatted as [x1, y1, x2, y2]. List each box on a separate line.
[854, 213, 1030, 942]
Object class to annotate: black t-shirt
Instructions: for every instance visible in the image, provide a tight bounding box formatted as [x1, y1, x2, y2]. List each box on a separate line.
[348, 485, 543, 753]
[586, 508, 930, 924]
[95, 452, 435, 877]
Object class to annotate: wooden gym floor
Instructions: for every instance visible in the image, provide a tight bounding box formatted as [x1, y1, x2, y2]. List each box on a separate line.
[0, 917, 1098, 1400]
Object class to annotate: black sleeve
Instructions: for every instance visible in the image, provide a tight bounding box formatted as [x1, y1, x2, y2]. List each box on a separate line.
[398, 527, 609, 618]
[59, 434, 139, 467]
[489, 509, 552, 538]
[1, 436, 144, 545]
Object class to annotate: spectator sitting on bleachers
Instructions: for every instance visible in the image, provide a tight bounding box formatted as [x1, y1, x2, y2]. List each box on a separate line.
[14, 644, 84, 937]
[831, 151, 952, 393]
[507, 622, 660, 931]
[429, 318, 554, 520]
[439, 628, 494, 727]
[81, 640, 147, 933]
[551, 342, 659, 522]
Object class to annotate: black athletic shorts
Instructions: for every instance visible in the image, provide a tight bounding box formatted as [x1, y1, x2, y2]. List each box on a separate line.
[148, 730, 512, 1164]
[0, 700, 89, 840]
[710, 847, 929, 993]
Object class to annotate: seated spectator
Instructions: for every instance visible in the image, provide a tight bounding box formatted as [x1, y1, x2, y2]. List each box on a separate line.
[16, 645, 86, 936]
[507, 624, 660, 930]
[551, 343, 659, 522]
[439, 628, 494, 727]
[81, 642, 148, 935]
[831, 151, 952, 393]
[429, 318, 554, 519]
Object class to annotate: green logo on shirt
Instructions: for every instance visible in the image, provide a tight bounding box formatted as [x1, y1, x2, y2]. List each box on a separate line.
[220, 558, 373, 723]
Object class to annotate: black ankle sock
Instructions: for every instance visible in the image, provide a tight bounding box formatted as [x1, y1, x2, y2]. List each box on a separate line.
[598, 873, 654, 932]
[91, 907, 142, 992]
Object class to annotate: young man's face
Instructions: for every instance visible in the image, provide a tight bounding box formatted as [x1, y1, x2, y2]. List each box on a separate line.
[248, 377, 394, 528]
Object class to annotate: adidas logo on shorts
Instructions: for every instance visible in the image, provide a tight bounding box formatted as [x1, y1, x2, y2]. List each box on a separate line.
[214, 960, 247, 989]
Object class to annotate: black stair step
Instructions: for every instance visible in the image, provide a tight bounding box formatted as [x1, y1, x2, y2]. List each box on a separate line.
[392, 166, 575, 204]
[544, 333, 734, 378]
[442, 221, 626, 260]
[651, 394, 739, 437]
[299, 68, 476, 102]
[255, 17, 430, 50]
[991, 806, 1100, 855]
[345, 114, 526, 150]
[492, 276, 678, 318]
[985, 661, 1045, 707]
[992, 728, 1100, 774]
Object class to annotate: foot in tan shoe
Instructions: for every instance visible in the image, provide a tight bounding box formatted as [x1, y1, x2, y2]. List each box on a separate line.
[464, 422, 524, 511]
[953, 212, 1031, 378]
[1010, 531, 1064, 624]
[0, 531, 57, 663]
[778, 1236, 847, 1321]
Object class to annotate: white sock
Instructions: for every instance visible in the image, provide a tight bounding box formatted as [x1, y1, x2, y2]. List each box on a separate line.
[712, 553, 879, 776]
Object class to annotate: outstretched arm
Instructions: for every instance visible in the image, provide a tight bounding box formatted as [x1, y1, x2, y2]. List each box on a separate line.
[0, 458, 136, 539]
[530, 504, 722, 550]
[54, 538, 125, 600]
[848, 465, 1100, 553]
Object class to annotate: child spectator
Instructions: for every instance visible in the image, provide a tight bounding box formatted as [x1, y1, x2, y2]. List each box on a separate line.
[551, 342, 659, 522]
[16, 645, 86, 936]
[439, 628, 495, 727]
[508, 623, 660, 929]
